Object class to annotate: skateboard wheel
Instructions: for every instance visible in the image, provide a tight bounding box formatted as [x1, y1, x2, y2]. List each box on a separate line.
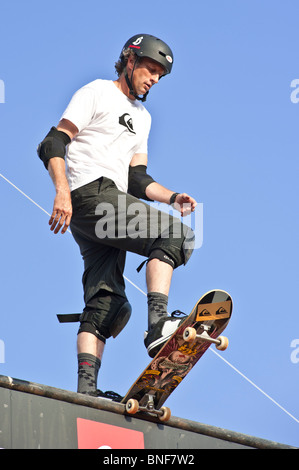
[183, 327, 197, 342]
[159, 406, 171, 422]
[126, 398, 139, 414]
[216, 336, 229, 351]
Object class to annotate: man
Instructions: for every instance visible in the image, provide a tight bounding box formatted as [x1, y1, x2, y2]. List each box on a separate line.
[38, 34, 197, 399]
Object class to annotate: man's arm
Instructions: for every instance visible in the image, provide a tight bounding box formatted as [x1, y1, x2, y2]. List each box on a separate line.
[47, 119, 78, 234]
[130, 153, 197, 216]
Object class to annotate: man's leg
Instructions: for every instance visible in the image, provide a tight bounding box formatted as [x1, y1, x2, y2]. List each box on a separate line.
[76, 333, 105, 395]
[144, 252, 193, 358]
[76, 290, 131, 395]
[77, 332, 105, 359]
[146, 258, 173, 296]
[71, 177, 194, 367]
[146, 259, 173, 330]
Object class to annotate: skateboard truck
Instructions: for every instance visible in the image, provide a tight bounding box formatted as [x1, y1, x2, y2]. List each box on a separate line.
[183, 325, 229, 351]
[125, 393, 171, 422]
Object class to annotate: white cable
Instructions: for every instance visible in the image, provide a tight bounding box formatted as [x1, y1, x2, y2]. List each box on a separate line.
[0, 173, 52, 218]
[210, 348, 299, 425]
[1, 172, 298, 426]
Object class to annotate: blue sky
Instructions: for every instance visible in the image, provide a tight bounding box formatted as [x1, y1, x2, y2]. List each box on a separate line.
[0, 0, 298, 448]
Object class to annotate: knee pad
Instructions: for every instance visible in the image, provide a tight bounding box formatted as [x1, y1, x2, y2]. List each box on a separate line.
[136, 248, 176, 273]
[140, 225, 195, 271]
[148, 249, 175, 268]
[78, 321, 107, 343]
[79, 293, 132, 342]
[109, 301, 132, 338]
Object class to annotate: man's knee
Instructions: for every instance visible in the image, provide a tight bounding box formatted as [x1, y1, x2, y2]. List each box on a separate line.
[148, 224, 195, 269]
[78, 292, 132, 343]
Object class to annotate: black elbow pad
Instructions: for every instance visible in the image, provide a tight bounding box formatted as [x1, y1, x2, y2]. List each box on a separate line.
[128, 165, 155, 200]
[37, 127, 71, 169]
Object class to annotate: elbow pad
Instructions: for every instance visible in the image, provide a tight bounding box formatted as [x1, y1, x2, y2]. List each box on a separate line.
[128, 165, 155, 200]
[37, 127, 71, 169]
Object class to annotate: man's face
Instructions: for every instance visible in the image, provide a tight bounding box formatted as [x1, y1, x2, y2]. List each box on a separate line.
[128, 56, 166, 96]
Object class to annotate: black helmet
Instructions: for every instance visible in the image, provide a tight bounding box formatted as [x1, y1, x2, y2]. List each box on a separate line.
[120, 34, 173, 102]
[121, 34, 174, 75]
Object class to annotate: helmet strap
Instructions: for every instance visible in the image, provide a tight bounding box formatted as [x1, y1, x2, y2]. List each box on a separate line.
[124, 58, 149, 102]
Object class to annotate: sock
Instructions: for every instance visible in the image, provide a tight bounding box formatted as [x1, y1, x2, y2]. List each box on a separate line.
[147, 292, 168, 331]
[77, 352, 101, 394]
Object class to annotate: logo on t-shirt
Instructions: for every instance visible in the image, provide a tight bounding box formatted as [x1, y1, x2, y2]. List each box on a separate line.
[119, 113, 136, 134]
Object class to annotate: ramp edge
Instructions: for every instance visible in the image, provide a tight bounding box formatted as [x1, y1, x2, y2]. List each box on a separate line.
[0, 375, 296, 450]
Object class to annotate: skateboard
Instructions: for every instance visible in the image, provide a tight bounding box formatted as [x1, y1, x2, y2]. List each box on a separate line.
[121, 289, 233, 422]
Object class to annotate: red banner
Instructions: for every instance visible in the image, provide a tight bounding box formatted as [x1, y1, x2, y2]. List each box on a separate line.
[77, 418, 144, 449]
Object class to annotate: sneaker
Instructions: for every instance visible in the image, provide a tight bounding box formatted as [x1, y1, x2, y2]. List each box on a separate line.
[144, 310, 187, 358]
[83, 389, 123, 402]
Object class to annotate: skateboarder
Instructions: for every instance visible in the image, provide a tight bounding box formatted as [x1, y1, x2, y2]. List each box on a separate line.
[37, 34, 197, 399]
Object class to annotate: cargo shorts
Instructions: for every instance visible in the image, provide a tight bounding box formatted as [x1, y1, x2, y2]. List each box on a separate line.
[70, 177, 194, 328]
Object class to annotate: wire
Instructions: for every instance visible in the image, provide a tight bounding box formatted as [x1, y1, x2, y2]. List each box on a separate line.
[0, 173, 52, 218]
[210, 349, 299, 424]
[1, 171, 298, 426]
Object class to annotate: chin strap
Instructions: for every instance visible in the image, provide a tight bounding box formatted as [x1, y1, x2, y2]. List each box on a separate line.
[124, 59, 149, 102]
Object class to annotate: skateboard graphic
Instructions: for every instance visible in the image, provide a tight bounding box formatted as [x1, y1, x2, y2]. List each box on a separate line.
[121, 289, 233, 422]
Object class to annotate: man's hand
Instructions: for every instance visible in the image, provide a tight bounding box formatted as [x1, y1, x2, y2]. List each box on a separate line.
[173, 193, 197, 217]
[49, 189, 72, 234]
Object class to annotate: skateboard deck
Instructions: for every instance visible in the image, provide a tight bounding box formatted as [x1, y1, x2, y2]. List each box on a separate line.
[122, 289, 233, 421]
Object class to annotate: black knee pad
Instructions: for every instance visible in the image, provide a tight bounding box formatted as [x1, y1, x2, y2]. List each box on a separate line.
[78, 292, 132, 342]
[78, 321, 107, 343]
[109, 301, 132, 338]
[148, 249, 176, 268]
[145, 225, 195, 270]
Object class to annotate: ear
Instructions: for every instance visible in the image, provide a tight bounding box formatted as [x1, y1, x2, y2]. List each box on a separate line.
[126, 54, 135, 73]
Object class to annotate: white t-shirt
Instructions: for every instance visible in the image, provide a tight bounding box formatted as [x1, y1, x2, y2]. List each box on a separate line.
[60, 79, 152, 192]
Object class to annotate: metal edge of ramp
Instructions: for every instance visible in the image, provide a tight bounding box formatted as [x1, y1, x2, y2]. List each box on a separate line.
[0, 375, 296, 450]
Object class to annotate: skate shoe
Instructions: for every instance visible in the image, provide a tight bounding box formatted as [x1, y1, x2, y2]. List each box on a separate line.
[144, 310, 187, 358]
